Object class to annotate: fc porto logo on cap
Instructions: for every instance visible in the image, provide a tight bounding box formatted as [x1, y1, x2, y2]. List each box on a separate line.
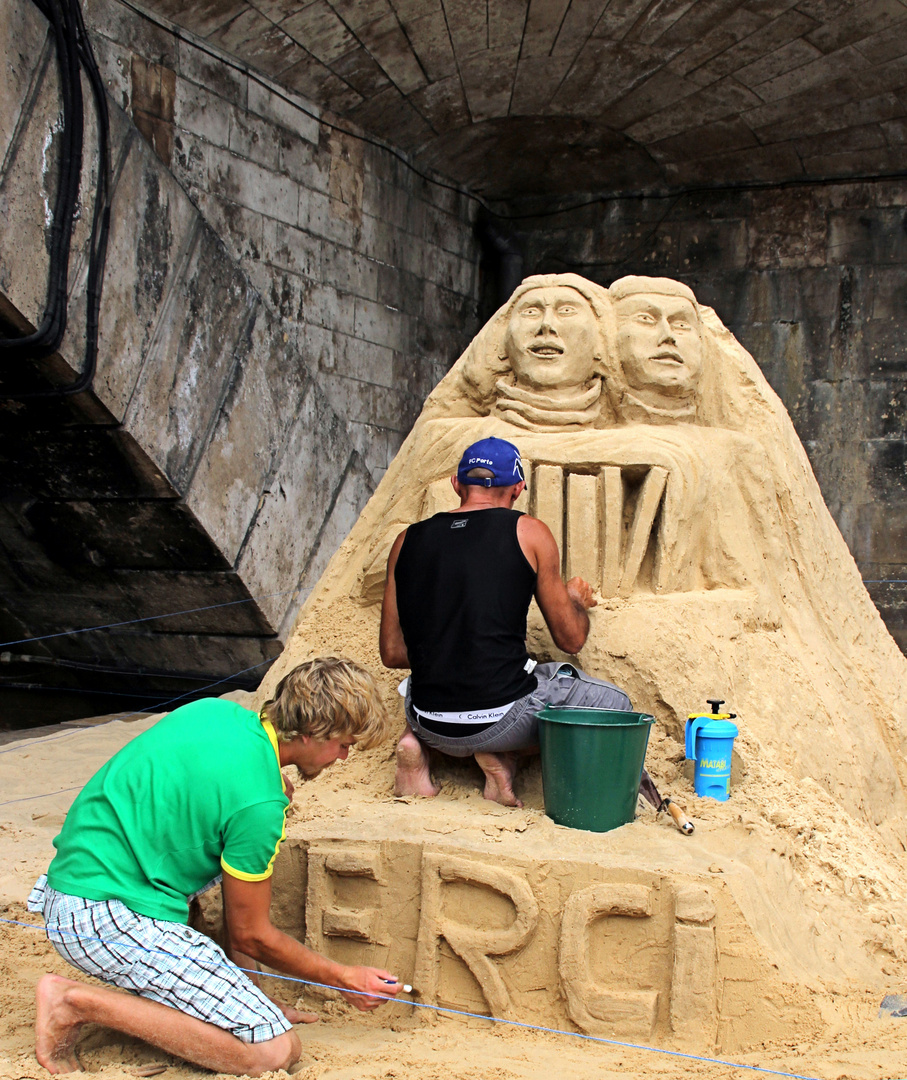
[457, 437, 523, 487]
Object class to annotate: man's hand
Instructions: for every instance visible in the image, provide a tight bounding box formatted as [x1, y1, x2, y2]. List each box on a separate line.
[518, 517, 591, 654]
[566, 577, 597, 610]
[337, 967, 402, 1011]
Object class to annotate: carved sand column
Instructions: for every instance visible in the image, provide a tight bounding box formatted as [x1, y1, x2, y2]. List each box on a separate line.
[565, 472, 600, 583]
[619, 466, 667, 595]
[601, 465, 623, 595]
[531, 464, 564, 554]
[412, 852, 539, 1020]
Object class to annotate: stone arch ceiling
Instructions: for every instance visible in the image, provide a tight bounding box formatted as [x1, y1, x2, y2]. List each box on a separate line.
[140, 0, 907, 201]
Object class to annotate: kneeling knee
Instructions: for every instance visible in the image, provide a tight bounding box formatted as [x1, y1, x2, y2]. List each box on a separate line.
[250, 1030, 301, 1074]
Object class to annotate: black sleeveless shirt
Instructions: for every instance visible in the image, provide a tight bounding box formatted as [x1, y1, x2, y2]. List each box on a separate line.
[394, 508, 538, 711]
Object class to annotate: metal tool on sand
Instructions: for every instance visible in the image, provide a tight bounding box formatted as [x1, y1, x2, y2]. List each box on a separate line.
[638, 769, 694, 835]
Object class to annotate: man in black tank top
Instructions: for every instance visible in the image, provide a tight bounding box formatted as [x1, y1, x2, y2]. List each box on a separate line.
[380, 437, 631, 807]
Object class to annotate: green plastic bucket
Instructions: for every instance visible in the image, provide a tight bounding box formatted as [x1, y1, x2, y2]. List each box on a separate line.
[538, 707, 655, 832]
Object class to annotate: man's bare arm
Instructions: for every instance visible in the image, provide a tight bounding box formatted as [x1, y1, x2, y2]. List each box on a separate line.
[379, 530, 410, 668]
[517, 515, 594, 655]
[221, 903, 319, 1024]
[221, 872, 401, 1010]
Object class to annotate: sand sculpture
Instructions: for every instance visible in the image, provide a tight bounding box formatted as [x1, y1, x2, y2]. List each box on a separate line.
[272, 836, 743, 1047]
[255, 274, 907, 1051]
[276, 272, 907, 845]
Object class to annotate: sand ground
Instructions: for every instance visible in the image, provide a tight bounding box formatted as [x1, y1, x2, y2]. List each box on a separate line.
[2, 711, 907, 1080]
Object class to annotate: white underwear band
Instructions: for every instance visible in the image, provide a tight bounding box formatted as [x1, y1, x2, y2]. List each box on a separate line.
[414, 701, 517, 725]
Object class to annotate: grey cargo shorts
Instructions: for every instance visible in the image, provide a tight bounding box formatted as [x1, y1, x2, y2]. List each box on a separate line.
[405, 662, 630, 756]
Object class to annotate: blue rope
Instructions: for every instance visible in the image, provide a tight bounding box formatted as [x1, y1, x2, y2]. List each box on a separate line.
[0, 657, 273, 765]
[0, 916, 827, 1080]
[0, 589, 296, 649]
[80, 658, 274, 723]
[0, 785, 83, 806]
[0, 684, 184, 700]
[3, 580, 904, 653]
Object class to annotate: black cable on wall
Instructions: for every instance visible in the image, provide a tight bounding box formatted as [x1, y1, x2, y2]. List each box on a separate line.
[0, 0, 111, 398]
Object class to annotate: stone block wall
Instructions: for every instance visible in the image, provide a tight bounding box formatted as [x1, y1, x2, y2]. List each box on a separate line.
[512, 179, 907, 647]
[84, 0, 479, 486]
[0, 0, 479, 714]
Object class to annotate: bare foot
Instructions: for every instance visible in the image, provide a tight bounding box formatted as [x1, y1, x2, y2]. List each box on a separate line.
[35, 974, 85, 1074]
[474, 752, 523, 807]
[394, 728, 440, 797]
[277, 1003, 319, 1025]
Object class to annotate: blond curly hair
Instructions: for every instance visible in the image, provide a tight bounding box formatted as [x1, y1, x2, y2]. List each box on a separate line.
[260, 656, 390, 749]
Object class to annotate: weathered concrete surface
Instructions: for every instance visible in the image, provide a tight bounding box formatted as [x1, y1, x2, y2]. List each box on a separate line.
[124, 0, 907, 202]
[0, 10, 58, 332]
[0, 0, 478, 712]
[78, 0, 479, 483]
[93, 123, 200, 419]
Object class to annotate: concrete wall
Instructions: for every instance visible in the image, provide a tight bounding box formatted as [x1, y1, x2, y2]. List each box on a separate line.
[83, 0, 478, 488]
[4, 0, 906, 708]
[511, 179, 907, 647]
[0, 0, 479, 709]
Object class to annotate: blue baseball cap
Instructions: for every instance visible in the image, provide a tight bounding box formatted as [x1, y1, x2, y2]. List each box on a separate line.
[456, 437, 524, 487]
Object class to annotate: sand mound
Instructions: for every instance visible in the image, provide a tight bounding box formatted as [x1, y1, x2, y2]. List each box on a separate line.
[3, 718, 907, 1079]
[253, 274, 907, 1057]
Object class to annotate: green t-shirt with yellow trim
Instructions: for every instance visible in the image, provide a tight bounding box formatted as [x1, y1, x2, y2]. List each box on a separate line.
[47, 698, 288, 923]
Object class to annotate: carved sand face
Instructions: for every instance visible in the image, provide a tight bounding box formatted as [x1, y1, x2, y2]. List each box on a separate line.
[614, 293, 702, 399]
[504, 287, 597, 391]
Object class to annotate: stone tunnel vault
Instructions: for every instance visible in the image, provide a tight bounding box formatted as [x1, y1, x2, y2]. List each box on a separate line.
[0, 283, 285, 707]
[0, 0, 384, 715]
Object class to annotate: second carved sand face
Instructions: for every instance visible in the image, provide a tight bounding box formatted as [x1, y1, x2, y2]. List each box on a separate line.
[613, 292, 703, 402]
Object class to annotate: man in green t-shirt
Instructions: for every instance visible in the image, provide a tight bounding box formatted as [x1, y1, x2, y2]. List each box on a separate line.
[29, 657, 402, 1075]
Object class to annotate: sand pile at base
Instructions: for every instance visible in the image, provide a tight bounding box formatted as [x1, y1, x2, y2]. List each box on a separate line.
[2, 716, 907, 1080]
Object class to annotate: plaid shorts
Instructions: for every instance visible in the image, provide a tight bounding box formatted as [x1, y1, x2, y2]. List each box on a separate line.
[27, 876, 292, 1043]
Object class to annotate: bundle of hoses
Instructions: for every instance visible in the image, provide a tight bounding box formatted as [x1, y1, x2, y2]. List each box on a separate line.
[0, 0, 111, 397]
